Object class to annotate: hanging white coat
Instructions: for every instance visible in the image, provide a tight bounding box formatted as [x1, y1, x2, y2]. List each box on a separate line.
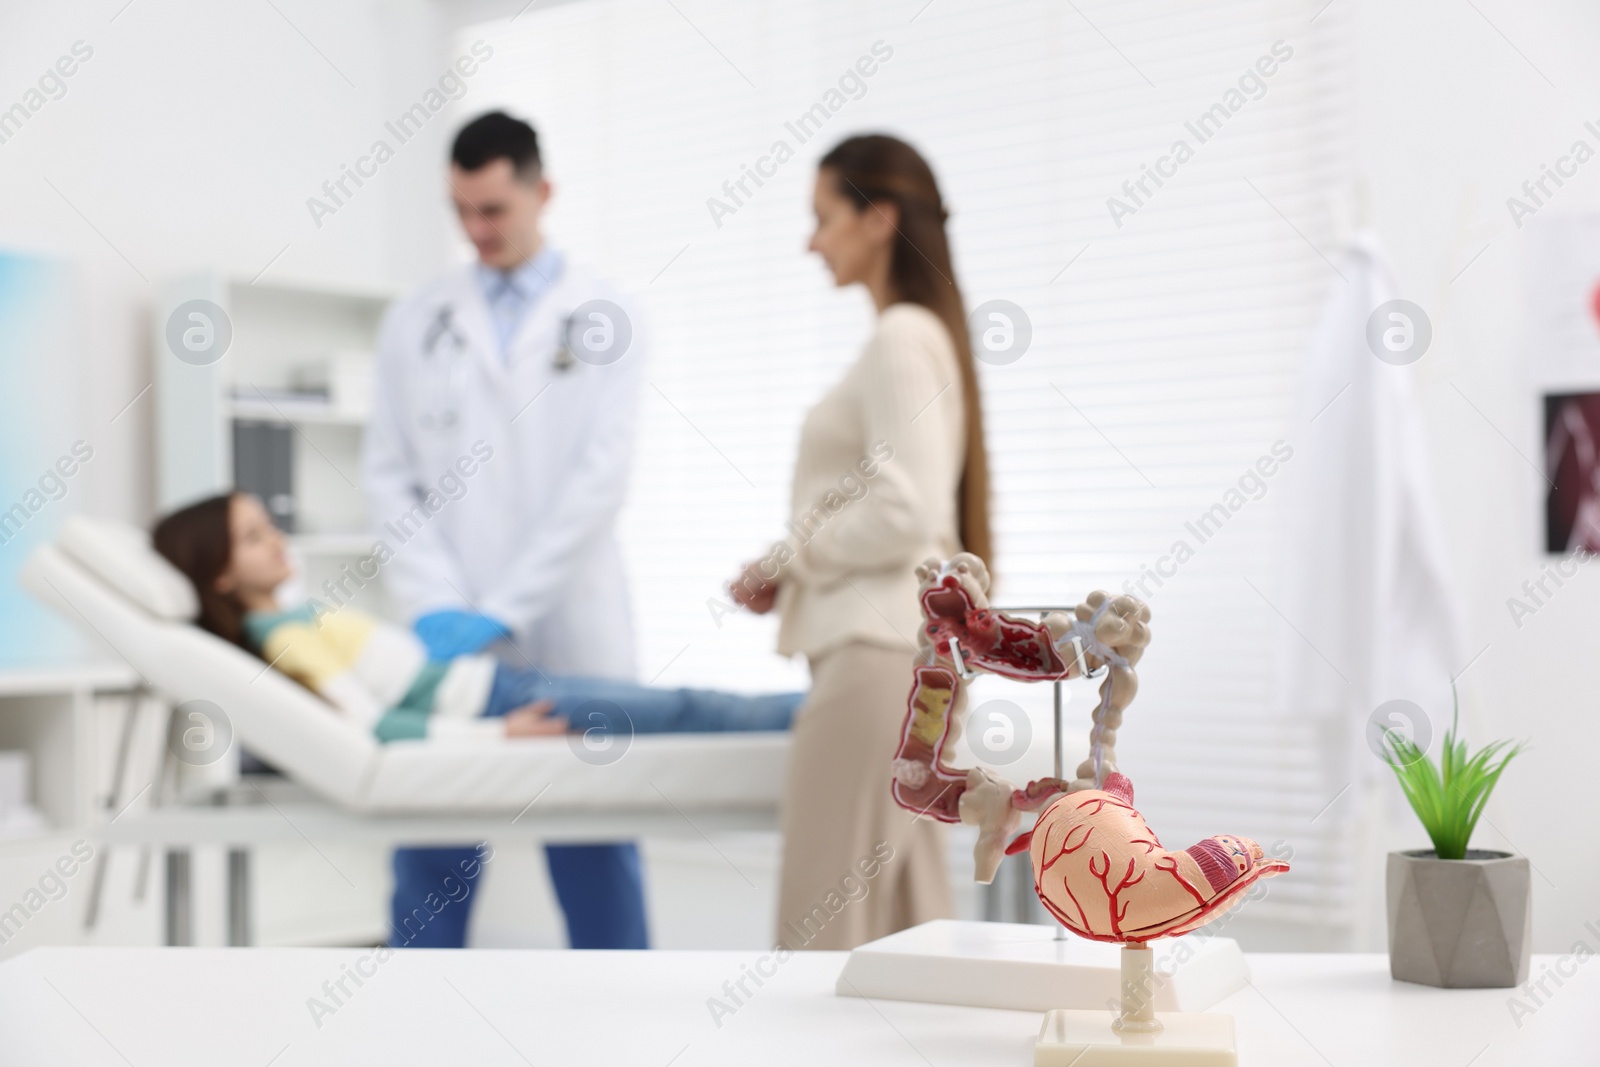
[1274, 232, 1462, 737]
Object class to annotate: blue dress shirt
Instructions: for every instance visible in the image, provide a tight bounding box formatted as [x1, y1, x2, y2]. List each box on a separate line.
[474, 245, 564, 362]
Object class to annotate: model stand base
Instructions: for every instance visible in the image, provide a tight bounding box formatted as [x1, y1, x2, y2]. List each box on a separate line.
[1034, 1009, 1236, 1067]
[835, 920, 1247, 1013]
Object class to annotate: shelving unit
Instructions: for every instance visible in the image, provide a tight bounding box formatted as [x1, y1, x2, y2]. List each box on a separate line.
[226, 397, 366, 427]
[0, 661, 138, 839]
[289, 532, 381, 558]
[0, 661, 147, 959]
[155, 272, 400, 619]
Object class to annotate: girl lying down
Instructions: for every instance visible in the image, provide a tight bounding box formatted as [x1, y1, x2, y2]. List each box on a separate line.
[152, 493, 802, 742]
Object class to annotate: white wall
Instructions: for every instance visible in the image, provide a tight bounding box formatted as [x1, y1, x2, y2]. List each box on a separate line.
[1353, 0, 1600, 952]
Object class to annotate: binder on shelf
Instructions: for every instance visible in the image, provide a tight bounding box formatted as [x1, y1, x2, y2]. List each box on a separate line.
[233, 420, 296, 532]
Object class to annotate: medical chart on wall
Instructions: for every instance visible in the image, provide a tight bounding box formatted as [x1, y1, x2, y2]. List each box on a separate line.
[1523, 216, 1600, 554]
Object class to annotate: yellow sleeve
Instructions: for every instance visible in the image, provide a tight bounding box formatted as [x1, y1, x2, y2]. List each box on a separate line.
[310, 608, 378, 664]
[260, 623, 352, 693]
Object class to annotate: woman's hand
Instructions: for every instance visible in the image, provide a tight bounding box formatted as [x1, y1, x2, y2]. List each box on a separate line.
[503, 698, 568, 738]
[729, 560, 779, 614]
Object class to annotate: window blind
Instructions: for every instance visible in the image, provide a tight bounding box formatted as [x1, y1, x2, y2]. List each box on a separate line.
[461, 0, 1355, 930]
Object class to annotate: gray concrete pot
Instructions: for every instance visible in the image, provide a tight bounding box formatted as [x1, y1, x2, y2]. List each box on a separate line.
[1387, 849, 1531, 988]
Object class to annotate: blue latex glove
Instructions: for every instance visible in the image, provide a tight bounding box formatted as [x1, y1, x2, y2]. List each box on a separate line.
[413, 610, 512, 660]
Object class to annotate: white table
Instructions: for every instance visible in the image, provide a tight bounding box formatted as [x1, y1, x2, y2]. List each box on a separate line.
[0, 946, 1592, 1065]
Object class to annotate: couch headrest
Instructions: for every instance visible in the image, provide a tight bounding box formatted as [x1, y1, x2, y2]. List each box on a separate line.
[57, 515, 198, 621]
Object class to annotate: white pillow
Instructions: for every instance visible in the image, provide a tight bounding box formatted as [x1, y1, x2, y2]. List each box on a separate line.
[57, 515, 198, 621]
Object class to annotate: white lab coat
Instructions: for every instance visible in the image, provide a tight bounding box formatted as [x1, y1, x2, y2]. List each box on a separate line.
[1275, 230, 1462, 756]
[1272, 232, 1463, 947]
[362, 258, 643, 680]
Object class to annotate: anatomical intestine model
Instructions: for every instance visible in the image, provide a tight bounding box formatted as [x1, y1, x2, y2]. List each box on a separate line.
[890, 554, 1289, 944]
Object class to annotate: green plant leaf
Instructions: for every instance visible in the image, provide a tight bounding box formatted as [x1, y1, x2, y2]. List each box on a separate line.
[1379, 689, 1524, 860]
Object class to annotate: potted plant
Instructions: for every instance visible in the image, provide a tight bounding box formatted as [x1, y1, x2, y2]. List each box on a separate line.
[1380, 692, 1528, 988]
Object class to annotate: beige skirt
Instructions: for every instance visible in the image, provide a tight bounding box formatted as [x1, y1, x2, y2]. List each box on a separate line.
[775, 641, 952, 951]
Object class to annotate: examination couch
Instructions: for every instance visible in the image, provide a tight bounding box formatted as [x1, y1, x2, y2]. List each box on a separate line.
[21, 516, 791, 943]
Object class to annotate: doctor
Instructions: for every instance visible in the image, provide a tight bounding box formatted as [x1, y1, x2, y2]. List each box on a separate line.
[362, 111, 647, 949]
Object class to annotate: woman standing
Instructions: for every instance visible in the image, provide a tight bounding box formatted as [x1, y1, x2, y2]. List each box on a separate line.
[729, 135, 991, 950]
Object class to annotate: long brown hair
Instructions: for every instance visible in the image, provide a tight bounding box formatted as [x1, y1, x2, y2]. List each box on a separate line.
[819, 134, 992, 565]
[152, 493, 249, 648]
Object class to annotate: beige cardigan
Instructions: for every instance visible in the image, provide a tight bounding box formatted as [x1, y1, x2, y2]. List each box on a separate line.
[772, 303, 966, 659]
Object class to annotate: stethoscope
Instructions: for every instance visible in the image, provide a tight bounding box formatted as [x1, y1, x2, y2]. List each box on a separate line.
[423, 304, 467, 358]
[550, 317, 578, 372]
[418, 282, 580, 430]
[419, 305, 468, 430]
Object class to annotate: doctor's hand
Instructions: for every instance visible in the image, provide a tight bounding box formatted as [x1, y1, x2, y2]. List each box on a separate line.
[728, 560, 779, 615]
[414, 610, 513, 660]
[504, 699, 568, 738]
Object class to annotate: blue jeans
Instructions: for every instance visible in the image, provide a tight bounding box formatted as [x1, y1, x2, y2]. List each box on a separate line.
[390, 667, 801, 949]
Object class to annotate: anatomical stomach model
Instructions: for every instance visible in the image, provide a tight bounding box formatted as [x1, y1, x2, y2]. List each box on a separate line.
[889, 554, 1290, 942]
